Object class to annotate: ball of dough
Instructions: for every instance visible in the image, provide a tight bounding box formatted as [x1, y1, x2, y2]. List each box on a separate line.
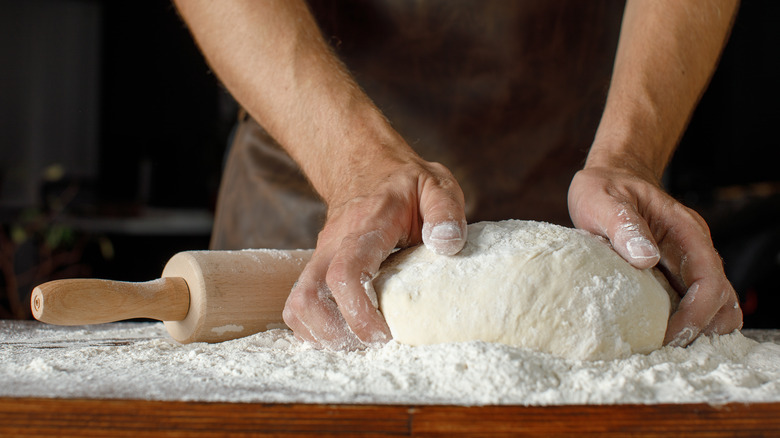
[375, 220, 675, 361]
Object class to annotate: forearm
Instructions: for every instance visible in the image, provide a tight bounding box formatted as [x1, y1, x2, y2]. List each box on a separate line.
[571, 1, 743, 343]
[587, 0, 739, 180]
[173, 0, 412, 204]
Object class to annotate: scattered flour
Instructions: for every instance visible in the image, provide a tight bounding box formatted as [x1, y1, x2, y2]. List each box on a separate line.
[1, 321, 779, 405]
[211, 324, 244, 335]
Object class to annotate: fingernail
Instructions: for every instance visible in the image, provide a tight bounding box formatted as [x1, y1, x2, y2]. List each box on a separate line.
[366, 329, 390, 346]
[423, 221, 466, 256]
[430, 222, 462, 241]
[668, 326, 696, 348]
[626, 237, 659, 261]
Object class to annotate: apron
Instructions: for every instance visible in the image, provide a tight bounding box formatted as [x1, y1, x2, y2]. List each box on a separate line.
[211, 0, 626, 250]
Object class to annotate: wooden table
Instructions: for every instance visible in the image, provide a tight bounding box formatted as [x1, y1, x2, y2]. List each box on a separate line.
[2, 320, 778, 436]
[1, 398, 779, 437]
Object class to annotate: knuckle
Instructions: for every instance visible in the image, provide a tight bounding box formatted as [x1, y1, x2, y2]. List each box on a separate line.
[283, 290, 308, 317]
[674, 203, 712, 237]
[421, 162, 459, 188]
[424, 161, 450, 175]
[325, 260, 352, 296]
[281, 306, 297, 327]
[285, 280, 319, 315]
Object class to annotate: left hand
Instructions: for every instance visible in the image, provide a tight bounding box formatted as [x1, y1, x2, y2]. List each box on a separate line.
[568, 166, 743, 347]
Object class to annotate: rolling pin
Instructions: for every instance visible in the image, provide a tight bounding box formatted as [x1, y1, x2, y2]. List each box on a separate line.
[31, 249, 312, 344]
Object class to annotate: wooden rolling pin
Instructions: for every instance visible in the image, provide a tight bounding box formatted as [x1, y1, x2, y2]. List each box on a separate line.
[31, 249, 312, 343]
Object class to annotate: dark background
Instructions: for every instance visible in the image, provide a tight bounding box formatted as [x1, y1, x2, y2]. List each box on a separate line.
[0, 0, 777, 327]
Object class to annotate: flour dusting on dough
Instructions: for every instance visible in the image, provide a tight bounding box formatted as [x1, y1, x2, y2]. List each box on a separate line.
[375, 220, 675, 361]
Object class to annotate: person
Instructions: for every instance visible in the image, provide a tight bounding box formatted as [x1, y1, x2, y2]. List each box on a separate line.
[173, 0, 743, 350]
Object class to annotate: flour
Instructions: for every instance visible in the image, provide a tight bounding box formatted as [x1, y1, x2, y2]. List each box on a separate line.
[1, 321, 779, 405]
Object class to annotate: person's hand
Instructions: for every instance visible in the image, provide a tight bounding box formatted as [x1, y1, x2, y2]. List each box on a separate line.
[282, 157, 467, 350]
[568, 166, 743, 347]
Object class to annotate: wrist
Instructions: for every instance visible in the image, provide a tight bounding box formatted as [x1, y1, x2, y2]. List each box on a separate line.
[288, 100, 419, 207]
[585, 104, 676, 183]
[584, 141, 663, 184]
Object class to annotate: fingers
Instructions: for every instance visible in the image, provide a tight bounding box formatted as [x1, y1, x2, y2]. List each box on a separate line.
[657, 208, 743, 346]
[569, 168, 743, 349]
[664, 280, 742, 347]
[283, 228, 394, 349]
[284, 161, 467, 349]
[422, 221, 467, 256]
[283, 166, 464, 349]
[603, 202, 743, 346]
[282, 260, 363, 350]
[419, 164, 468, 256]
[325, 229, 394, 345]
[602, 203, 661, 270]
[569, 174, 660, 269]
[702, 295, 743, 335]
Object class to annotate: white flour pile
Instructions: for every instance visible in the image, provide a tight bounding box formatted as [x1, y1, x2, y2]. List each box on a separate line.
[1, 321, 779, 405]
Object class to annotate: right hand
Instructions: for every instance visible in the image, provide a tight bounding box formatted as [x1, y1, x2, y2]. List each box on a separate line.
[282, 156, 468, 350]
[175, 0, 468, 351]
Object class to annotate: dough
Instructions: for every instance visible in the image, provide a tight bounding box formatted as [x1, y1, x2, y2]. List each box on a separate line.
[375, 220, 676, 361]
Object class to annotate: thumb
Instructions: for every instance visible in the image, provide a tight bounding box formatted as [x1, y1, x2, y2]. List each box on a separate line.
[568, 169, 660, 269]
[603, 205, 661, 270]
[419, 173, 468, 256]
[571, 196, 660, 269]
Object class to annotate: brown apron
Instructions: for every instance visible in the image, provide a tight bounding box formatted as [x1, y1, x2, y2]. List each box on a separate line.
[211, 0, 626, 250]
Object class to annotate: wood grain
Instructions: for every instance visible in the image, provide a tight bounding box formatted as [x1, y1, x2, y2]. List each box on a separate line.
[32, 277, 189, 325]
[413, 403, 780, 437]
[31, 249, 313, 344]
[1, 398, 778, 437]
[160, 249, 312, 343]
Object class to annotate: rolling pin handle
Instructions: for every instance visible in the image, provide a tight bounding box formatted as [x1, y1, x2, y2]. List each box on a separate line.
[31, 277, 190, 325]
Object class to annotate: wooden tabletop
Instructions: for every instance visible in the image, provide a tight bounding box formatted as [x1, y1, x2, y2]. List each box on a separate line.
[1, 397, 779, 437]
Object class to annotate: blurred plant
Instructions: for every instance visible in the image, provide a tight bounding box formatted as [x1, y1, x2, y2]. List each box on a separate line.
[0, 164, 113, 319]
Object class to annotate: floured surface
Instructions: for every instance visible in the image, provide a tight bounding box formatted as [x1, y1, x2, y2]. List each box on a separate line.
[1, 321, 779, 405]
